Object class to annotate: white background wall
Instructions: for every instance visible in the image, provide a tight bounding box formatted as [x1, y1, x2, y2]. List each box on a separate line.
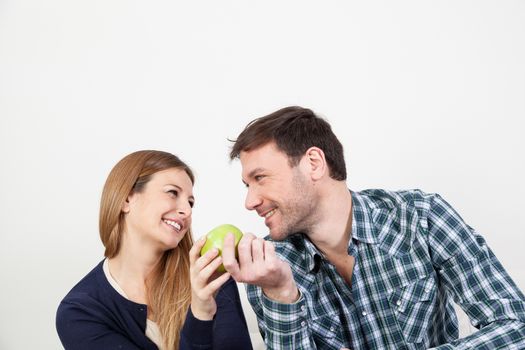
[1, 1, 524, 349]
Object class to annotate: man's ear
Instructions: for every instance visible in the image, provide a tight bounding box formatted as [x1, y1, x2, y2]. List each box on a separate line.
[303, 147, 327, 181]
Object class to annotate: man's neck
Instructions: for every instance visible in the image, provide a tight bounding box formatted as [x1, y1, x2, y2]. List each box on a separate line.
[307, 182, 353, 260]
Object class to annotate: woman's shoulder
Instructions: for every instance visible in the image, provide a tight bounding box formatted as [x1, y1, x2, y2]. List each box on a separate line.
[55, 260, 153, 349]
[56, 260, 108, 315]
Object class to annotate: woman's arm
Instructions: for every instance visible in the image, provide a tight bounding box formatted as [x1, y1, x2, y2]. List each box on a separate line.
[56, 301, 145, 350]
[179, 307, 214, 350]
[213, 278, 253, 350]
[179, 278, 254, 350]
[180, 236, 233, 350]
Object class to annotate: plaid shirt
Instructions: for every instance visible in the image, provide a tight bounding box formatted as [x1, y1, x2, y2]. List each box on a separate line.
[246, 189, 525, 349]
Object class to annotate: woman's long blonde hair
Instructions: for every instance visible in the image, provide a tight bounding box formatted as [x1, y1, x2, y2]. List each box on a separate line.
[99, 150, 194, 350]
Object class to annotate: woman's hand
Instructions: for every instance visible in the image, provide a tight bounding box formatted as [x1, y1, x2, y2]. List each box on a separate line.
[189, 236, 231, 320]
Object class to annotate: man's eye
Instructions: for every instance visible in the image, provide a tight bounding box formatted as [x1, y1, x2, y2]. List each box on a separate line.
[254, 175, 264, 181]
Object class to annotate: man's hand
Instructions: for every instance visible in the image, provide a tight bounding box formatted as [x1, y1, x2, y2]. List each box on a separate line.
[222, 232, 299, 303]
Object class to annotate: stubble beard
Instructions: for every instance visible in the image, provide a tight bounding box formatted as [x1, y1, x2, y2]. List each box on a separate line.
[270, 170, 318, 241]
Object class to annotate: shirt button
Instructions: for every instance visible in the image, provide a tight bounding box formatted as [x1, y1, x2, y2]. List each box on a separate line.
[361, 311, 367, 316]
[330, 326, 335, 332]
[301, 321, 306, 327]
[396, 300, 401, 306]
[301, 305, 306, 311]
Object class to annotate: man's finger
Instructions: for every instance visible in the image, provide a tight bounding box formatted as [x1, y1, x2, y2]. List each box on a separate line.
[222, 233, 241, 277]
[263, 240, 278, 265]
[252, 238, 265, 262]
[237, 233, 255, 267]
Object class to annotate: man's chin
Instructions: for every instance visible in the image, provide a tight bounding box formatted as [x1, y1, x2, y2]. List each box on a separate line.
[268, 228, 289, 241]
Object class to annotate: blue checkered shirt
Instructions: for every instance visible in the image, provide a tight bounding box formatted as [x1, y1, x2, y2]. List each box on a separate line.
[246, 189, 525, 349]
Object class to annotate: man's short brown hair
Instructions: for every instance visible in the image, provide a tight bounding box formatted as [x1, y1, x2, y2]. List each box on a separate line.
[230, 106, 347, 181]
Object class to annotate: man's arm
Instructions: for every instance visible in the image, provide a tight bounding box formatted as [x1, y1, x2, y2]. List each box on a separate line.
[223, 233, 318, 349]
[246, 282, 319, 349]
[425, 193, 525, 349]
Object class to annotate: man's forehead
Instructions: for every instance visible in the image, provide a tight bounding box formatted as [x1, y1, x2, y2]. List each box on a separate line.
[239, 142, 284, 162]
[240, 149, 282, 172]
[240, 152, 294, 183]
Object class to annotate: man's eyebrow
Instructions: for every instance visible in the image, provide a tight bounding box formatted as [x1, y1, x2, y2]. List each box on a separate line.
[247, 167, 265, 179]
[242, 167, 265, 187]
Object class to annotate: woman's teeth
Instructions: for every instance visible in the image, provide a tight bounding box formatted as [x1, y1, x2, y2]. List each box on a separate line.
[163, 219, 181, 231]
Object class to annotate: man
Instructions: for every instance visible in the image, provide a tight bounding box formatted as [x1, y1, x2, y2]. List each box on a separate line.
[222, 106, 525, 349]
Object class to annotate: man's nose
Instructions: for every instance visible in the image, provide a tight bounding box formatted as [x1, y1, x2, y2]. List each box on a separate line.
[245, 187, 262, 211]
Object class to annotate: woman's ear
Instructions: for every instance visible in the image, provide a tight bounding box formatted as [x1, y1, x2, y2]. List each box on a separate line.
[121, 194, 134, 213]
[304, 147, 327, 181]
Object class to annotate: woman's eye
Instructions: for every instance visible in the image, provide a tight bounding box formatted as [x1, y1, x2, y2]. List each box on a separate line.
[188, 200, 195, 208]
[168, 190, 178, 197]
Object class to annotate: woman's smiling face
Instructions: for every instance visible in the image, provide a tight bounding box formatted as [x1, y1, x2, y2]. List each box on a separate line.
[123, 167, 195, 251]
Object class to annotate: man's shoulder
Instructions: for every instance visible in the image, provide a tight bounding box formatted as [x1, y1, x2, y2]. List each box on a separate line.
[265, 234, 312, 265]
[355, 188, 435, 210]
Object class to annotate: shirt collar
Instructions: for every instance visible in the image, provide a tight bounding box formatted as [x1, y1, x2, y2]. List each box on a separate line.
[278, 233, 322, 274]
[295, 190, 377, 274]
[287, 189, 416, 274]
[352, 189, 416, 257]
[350, 189, 379, 244]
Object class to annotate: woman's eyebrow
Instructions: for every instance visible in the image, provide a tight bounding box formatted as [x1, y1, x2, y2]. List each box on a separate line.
[167, 183, 195, 201]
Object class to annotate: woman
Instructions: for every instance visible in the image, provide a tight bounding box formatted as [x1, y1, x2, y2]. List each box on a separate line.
[56, 150, 253, 350]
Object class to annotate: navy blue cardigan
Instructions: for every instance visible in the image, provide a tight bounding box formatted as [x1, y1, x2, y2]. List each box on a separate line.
[56, 260, 253, 350]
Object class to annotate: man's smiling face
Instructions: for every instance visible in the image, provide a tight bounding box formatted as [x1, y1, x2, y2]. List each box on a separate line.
[240, 142, 318, 240]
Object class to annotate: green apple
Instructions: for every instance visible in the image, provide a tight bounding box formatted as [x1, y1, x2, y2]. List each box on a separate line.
[200, 224, 244, 273]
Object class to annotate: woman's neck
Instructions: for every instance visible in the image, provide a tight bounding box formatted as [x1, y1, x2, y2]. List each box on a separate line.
[107, 231, 163, 305]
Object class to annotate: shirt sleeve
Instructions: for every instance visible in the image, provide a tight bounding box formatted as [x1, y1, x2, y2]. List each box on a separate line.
[425, 193, 525, 349]
[212, 277, 254, 350]
[179, 307, 214, 350]
[56, 301, 144, 350]
[247, 283, 317, 349]
[180, 277, 253, 350]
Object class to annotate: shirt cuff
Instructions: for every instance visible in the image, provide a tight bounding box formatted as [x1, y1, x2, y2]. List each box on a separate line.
[261, 289, 308, 334]
[181, 307, 214, 346]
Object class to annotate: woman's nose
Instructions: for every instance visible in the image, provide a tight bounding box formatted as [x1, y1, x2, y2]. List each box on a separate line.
[177, 202, 192, 217]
